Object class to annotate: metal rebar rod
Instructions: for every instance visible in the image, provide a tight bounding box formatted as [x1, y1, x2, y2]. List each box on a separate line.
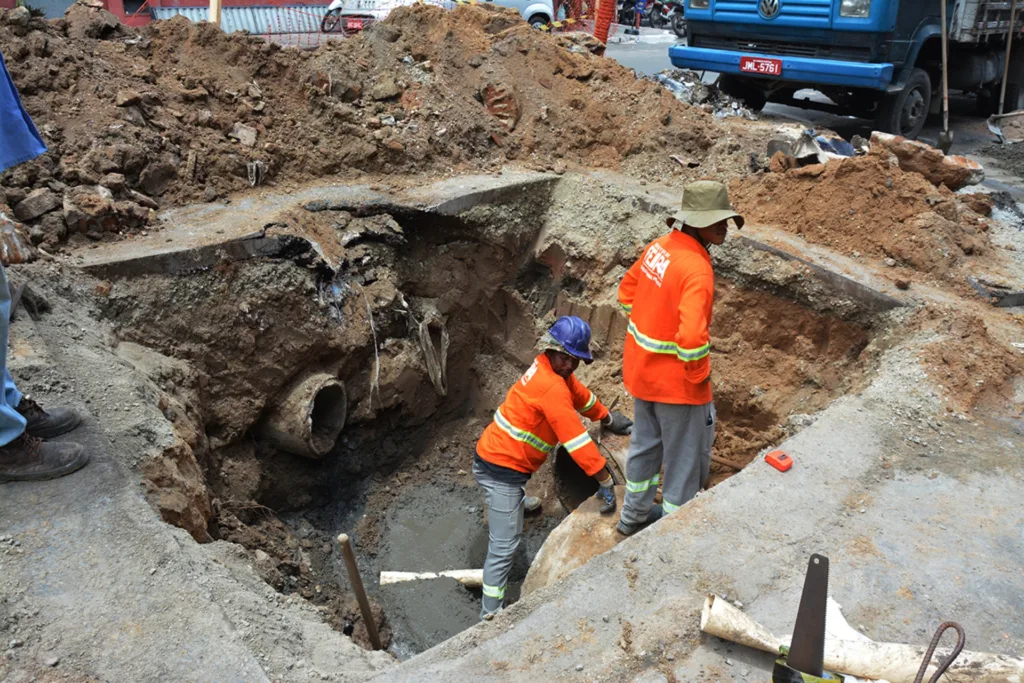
[999, 0, 1020, 115]
[337, 534, 383, 650]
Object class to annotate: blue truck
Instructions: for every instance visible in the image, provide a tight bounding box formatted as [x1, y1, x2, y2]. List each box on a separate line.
[668, 1, 1024, 138]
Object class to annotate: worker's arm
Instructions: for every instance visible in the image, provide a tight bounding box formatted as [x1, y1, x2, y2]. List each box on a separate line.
[567, 374, 609, 423]
[675, 272, 712, 384]
[617, 257, 640, 316]
[541, 385, 607, 477]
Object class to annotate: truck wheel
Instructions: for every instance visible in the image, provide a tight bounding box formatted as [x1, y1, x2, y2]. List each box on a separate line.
[877, 68, 931, 139]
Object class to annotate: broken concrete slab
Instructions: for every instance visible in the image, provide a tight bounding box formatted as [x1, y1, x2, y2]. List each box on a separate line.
[871, 132, 985, 190]
[13, 187, 60, 222]
[73, 171, 557, 278]
[967, 274, 1024, 307]
[228, 122, 258, 147]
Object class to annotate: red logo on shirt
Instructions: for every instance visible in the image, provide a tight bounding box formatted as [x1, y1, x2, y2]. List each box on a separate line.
[641, 243, 670, 287]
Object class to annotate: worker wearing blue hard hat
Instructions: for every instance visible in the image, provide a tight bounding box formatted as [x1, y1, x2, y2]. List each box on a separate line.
[472, 315, 633, 619]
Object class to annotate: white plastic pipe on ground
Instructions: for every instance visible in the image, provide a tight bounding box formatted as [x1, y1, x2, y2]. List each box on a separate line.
[700, 595, 1024, 683]
[380, 570, 483, 588]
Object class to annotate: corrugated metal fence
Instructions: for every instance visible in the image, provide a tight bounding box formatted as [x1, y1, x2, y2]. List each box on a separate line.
[152, 5, 326, 35]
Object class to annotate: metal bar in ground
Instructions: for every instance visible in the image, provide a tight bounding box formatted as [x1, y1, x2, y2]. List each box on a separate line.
[337, 534, 383, 650]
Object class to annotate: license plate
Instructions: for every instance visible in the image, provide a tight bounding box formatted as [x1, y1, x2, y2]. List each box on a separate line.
[740, 56, 782, 76]
[346, 18, 364, 29]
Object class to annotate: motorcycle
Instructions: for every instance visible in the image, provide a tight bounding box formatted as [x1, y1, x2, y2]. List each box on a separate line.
[321, 0, 345, 33]
[321, 0, 375, 34]
[659, 0, 685, 38]
[646, 0, 667, 29]
[616, 0, 637, 27]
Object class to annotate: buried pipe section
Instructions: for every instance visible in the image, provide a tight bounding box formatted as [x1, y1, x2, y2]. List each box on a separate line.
[261, 372, 348, 458]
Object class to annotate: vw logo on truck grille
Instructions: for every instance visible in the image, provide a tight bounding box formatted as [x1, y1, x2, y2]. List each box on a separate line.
[759, 0, 780, 18]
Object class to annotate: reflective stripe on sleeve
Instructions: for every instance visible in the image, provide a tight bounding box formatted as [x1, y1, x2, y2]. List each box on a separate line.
[582, 391, 597, 412]
[563, 431, 594, 453]
[625, 473, 661, 493]
[493, 410, 555, 453]
[627, 320, 710, 363]
[619, 302, 633, 314]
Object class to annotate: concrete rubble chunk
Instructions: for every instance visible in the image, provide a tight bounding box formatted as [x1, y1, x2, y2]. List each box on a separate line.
[480, 82, 519, 131]
[100, 173, 126, 194]
[139, 159, 178, 196]
[63, 185, 117, 233]
[870, 132, 984, 190]
[64, 1, 120, 40]
[14, 188, 61, 222]
[115, 89, 142, 107]
[370, 75, 402, 101]
[228, 122, 258, 147]
[8, 5, 30, 27]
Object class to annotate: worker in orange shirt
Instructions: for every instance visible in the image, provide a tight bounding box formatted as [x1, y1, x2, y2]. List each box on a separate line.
[474, 316, 633, 619]
[615, 181, 744, 536]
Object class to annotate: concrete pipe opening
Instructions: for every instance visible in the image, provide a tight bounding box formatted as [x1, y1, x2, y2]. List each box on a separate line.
[261, 373, 348, 458]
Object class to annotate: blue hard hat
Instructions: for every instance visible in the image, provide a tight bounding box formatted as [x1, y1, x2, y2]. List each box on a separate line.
[548, 316, 593, 363]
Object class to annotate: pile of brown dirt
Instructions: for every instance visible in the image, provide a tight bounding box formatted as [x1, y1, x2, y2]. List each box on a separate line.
[729, 153, 994, 278]
[919, 310, 1024, 411]
[0, 2, 734, 247]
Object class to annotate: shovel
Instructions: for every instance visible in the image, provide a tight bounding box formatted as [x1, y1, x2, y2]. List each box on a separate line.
[937, 0, 954, 154]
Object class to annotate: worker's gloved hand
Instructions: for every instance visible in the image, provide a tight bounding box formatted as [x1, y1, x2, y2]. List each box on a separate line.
[596, 476, 616, 514]
[602, 411, 633, 436]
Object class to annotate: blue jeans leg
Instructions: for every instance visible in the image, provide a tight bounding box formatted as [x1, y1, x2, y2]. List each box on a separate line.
[0, 265, 26, 447]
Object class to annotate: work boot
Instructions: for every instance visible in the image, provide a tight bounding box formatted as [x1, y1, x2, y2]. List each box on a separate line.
[615, 505, 664, 537]
[16, 396, 82, 439]
[523, 496, 542, 514]
[0, 434, 89, 483]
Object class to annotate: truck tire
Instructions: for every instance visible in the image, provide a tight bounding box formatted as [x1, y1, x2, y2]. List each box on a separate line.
[1001, 49, 1024, 113]
[877, 68, 931, 139]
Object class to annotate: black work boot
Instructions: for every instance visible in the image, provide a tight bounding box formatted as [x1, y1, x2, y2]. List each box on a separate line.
[616, 504, 665, 537]
[0, 434, 89, 483]
[16, 396, 82, 439]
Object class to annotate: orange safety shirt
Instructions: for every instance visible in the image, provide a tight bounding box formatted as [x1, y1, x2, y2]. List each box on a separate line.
[476, 353, 610, 477]
[618, 229, 714, 405]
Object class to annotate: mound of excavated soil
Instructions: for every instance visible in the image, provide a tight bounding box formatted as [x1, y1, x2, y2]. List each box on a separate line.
[0, 2, 729, 247]
[919, 309, 1024, 411]
[729, 153, 993, 278]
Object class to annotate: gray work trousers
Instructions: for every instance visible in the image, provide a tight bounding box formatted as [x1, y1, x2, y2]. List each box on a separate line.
[620, 399, 715, 525]
[473, 460, 525, 619]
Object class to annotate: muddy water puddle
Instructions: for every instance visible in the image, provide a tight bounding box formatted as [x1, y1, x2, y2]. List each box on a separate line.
[378, 485, 486, 658]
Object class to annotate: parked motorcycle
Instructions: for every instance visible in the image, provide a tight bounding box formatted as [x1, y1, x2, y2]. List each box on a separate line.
[646, 0, 667, 29]
[659, 0, 685, 38]
[616, 0, 637, 27]
[321, 0, 375, 34]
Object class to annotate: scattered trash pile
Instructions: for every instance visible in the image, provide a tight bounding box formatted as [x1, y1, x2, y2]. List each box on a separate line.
[732, 130, 995, 279]
[653, 69, 759, 120]
[0, 1, 735, 248]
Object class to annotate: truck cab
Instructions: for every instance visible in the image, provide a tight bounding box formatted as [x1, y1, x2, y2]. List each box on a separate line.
[669, 0, 1024, 138]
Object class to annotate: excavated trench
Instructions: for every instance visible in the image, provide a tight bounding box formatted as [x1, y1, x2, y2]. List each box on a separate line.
[97, 175, 879, 660]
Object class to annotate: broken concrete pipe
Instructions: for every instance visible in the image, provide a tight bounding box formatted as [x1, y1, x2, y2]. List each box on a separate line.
[260, 372, 347, 458]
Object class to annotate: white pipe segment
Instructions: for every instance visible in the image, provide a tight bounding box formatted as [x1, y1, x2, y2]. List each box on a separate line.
[379, 570, 483, 587]
[700, 595, 1024, 683]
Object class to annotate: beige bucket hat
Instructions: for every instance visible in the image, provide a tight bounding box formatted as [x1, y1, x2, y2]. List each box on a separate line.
[666, 180, 745, 230]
